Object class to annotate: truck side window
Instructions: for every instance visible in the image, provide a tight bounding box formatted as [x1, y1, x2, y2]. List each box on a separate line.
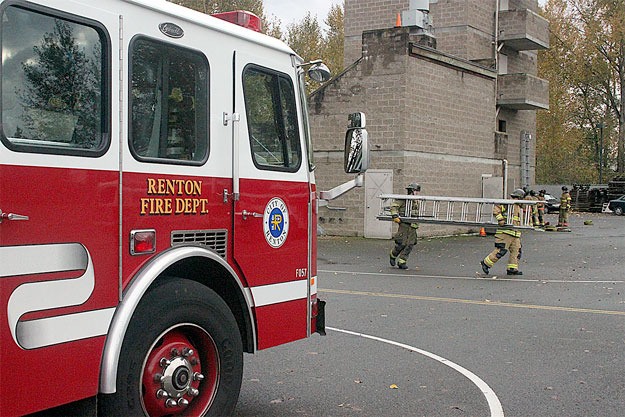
[242, 66, 301, 171]
[129, 38, 208, 164]
[0, 6, 108, 155]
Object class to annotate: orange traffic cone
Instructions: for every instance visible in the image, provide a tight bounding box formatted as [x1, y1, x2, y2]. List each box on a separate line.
[395, 12, 402, 27]
[479, 227, 486, 237]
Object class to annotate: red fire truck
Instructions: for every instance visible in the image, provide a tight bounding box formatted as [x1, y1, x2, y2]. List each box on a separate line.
[0, 1, 368, 416]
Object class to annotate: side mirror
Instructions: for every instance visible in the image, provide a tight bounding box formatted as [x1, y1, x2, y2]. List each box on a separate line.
[319, 113, 369, 202]
[348, 112, 366, 128]
[344, 123, 369, 174]
[308, 62, 331, 82]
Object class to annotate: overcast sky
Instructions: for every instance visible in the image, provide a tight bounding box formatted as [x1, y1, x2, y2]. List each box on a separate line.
[263, 0, 340, 29]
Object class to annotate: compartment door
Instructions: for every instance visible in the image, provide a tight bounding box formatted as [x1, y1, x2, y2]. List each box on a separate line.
[0, 4, 118, 415]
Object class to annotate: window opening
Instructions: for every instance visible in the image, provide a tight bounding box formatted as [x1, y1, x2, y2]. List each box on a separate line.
[242, 66, 301, 171]
[130, 38, 208, 163]
[498, 119, 507, 133]
[1, 6, 107, 154]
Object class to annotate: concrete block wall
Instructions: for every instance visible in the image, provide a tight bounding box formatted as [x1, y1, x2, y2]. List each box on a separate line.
[498, 107, 537, 183]
[507, 0, 539, 13]
[345, 0, 409, 64]
[499, 9, 549, 53]
[406, 54, 495, 156]
[345, 0, 499, 64]
[429, 0, 495, 62]
[311, 27, 520, 236]
[504, 49, 538, 74]
[316, 0, 546, 237]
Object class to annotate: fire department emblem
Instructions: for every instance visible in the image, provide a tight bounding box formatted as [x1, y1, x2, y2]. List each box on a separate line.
[263, 198, 289, 248]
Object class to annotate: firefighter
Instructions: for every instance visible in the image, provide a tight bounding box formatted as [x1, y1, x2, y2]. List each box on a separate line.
[537, 189, 546, 227]
[480, 188, 525, 276]
[558, 186, 572, 227]
[389, 183, 420, 269]
[524, 189, 539, 227]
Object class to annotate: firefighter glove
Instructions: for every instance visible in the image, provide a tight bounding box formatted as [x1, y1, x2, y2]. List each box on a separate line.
[393, 217, 401, 224]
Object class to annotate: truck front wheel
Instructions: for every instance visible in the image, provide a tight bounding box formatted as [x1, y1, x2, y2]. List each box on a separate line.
[100, 278, 243, 417]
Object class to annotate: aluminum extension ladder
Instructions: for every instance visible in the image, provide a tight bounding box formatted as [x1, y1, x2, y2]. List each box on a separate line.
[377, 194, 538, 229]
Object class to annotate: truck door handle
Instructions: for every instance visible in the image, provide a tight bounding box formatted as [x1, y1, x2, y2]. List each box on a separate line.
[0, 209, 29, 223]
[237, 210, 262, 220]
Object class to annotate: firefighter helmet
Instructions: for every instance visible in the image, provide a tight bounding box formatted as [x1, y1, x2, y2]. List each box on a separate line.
[510, 189, 525, 199]
[562, 186, 568, 191]
[406, 183, 421, 192]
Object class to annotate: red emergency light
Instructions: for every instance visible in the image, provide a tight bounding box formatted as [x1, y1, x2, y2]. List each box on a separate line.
[211, 10, 262, 33]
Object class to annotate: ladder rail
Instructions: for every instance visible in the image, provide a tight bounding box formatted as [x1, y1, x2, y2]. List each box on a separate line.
[378, 194, 538, 229]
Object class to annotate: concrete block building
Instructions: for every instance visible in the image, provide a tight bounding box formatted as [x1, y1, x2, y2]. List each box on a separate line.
[310, 0, 549, 237]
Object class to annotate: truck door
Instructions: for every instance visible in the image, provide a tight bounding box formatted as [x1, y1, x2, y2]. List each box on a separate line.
[232, 51, 311, 349]
[0, 4, 118, 415]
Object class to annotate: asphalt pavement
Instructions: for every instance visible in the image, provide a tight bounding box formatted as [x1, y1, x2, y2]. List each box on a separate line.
[235, 211, 625, 416]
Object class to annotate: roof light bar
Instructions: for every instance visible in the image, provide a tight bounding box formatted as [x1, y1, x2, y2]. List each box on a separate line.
[211, 10, 262, 33]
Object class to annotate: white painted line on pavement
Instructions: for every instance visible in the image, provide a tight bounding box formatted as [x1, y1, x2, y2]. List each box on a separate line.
[319, 269, 624, 284]
[327, 326, 505, 417]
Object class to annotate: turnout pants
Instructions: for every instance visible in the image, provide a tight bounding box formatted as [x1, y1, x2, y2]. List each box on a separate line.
[391, 223, 418, 266]
[483, 232, 521, 271]
[558, 208, 569, 226]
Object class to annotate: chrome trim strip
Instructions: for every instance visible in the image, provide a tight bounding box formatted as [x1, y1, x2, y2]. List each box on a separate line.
[3, 244, 98, 349]
[17, 308, 115, 349]
[0, 243, 87, 278]
[99, 246, 254, 394]
[250, 280, 308, 307]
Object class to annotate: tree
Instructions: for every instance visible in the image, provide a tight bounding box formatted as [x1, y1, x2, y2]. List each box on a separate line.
[20, 20, 101, 147]
[323, 3, 344, 78]
[168, 0, 263, 16]
[167, 1, 346, 93]
[167, 0, 281, 34]
[286, 12, 323, 65]
[263, 14, 284, 40]
[284, 3, 345, 93]
[537, 0, 596, 183]
[284, 12, 323, 93]
[538, 0, 625, 183]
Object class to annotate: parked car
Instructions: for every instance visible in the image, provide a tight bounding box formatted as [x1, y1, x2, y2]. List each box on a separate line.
[608, 195, 625, 215]
[544, 193, 561, 213]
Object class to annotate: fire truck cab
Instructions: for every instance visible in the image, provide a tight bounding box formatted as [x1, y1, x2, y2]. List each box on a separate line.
[0, 1, 368, 416]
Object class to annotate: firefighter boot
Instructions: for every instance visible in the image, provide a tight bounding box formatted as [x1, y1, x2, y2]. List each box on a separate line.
[480, 260, 490, 275]
[389, 253, 397, 267]
[506, 269, 523, 276]
[397, 260, 408, 270]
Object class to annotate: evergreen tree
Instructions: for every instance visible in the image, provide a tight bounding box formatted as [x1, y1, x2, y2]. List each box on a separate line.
[20, 20, 101, 147]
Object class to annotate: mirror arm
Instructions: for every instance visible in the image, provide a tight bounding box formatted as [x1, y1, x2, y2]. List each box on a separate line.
[297, 59, 323, 68]
[318, 174, 364, 205]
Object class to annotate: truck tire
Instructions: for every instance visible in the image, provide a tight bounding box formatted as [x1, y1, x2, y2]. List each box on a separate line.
[99, 278, 243, 417]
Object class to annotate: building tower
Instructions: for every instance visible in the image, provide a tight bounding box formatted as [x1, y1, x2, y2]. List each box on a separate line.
[312, 0, 549, 237]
